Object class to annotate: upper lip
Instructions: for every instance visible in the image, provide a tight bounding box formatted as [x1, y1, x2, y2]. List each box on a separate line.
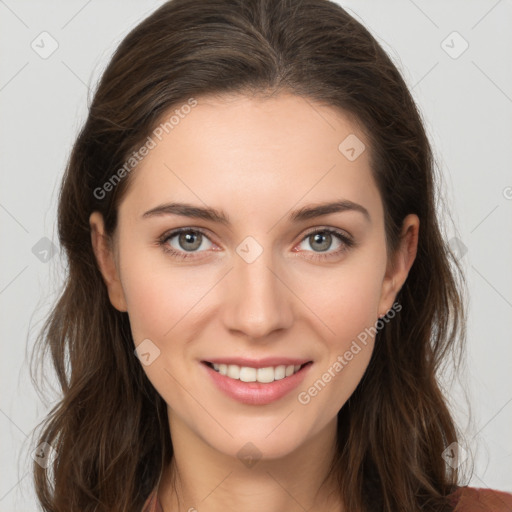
[203, 357, 312, 368]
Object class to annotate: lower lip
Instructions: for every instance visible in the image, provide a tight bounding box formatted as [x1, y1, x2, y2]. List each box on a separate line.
[202, 362, 312, 405]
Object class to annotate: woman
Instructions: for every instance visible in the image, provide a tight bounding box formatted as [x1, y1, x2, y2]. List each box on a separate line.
[31, 0, 512, 511]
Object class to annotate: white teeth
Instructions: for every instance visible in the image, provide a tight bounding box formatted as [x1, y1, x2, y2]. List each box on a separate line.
[227, 364, 240, 379]
[209, 362, 305, 383]
[239, 366, 257, 382]
[256, 367, 274, 383]
[274, 365, 286, 380]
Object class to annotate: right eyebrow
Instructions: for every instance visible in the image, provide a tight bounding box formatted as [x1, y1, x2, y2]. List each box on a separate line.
[142, 202, 230, 225]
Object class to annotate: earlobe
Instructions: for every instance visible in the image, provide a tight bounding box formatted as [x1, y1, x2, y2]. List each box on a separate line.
[378, 214, 419, 318]
[89, 211, 128, 312]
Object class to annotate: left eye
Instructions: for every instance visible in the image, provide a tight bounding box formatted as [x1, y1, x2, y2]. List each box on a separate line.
[296, 229, 352, 254]
[294, 228, 355, 261]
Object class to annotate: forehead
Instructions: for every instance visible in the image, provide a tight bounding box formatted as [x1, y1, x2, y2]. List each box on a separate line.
[119, 92, 383, 226]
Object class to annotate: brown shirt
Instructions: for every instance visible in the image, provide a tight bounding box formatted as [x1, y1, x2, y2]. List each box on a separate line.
[141, 486, 512, 511]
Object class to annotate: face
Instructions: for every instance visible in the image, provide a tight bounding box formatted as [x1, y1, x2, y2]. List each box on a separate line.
[90, 92, 418, 462]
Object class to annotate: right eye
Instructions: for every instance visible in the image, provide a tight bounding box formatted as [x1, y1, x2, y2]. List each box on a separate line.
[158, 228, 215, 260]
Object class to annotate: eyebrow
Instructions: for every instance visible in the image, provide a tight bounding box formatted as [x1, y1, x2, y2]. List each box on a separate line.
[141, 200, 371, 224]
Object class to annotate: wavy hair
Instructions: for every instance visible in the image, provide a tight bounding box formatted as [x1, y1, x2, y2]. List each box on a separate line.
[30, 0, 467, 510]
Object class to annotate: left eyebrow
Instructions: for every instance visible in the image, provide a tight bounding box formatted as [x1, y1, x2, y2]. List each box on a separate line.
[289, 200, 371, 223]
[141, 199, 371, 224]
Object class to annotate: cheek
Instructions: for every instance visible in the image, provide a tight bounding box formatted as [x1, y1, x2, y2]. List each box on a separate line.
[119, 249, 210, 343]
[293, 246, 386, 413]
[118, 251, 209, 405]
[296, 276, 381, 423]
[294, 250, 386, 346]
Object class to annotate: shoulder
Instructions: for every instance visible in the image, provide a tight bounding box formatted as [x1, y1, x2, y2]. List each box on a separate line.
[141, 485, 512, 511]
[450, 486, 512, 511]
[141, 488, 163, 512]
[140, 485, 512, 511]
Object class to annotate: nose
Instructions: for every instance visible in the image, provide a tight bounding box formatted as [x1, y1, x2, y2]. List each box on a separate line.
[221, 244, 294, 341]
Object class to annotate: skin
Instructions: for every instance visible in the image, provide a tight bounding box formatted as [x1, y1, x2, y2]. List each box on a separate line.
[90, 92, 419, 512]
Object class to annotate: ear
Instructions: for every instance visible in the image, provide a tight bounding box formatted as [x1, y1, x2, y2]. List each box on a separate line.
[89, 211, 128, 312]
[377, 213, 419, 318]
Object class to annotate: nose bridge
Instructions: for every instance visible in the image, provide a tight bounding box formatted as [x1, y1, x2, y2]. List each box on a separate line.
[223, 236, 293, 338]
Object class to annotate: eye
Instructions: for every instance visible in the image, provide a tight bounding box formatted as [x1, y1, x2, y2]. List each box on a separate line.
[158, 226, 355, 262]
[158, 228, 214, 260]
[295, 228, 354, 260]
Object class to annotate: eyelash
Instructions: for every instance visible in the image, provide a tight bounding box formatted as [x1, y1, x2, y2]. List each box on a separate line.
[157, 227, 355, 261]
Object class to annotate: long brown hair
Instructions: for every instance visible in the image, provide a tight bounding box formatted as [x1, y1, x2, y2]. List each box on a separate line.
[30, 0, 468, 510]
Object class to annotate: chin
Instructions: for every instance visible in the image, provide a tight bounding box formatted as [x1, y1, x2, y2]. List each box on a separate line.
[192, 410, 328, 463]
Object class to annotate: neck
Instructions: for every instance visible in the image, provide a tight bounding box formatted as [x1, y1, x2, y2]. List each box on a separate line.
[158, 414, 344, 512]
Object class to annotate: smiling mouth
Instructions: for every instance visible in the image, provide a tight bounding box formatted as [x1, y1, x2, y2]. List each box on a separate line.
[203, 361, 312, 383]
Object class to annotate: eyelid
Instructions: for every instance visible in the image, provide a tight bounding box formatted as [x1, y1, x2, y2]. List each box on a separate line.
[300, 225, 353, 242]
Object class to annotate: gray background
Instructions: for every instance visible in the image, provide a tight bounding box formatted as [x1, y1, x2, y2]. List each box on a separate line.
[1, 1, 511, 510]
